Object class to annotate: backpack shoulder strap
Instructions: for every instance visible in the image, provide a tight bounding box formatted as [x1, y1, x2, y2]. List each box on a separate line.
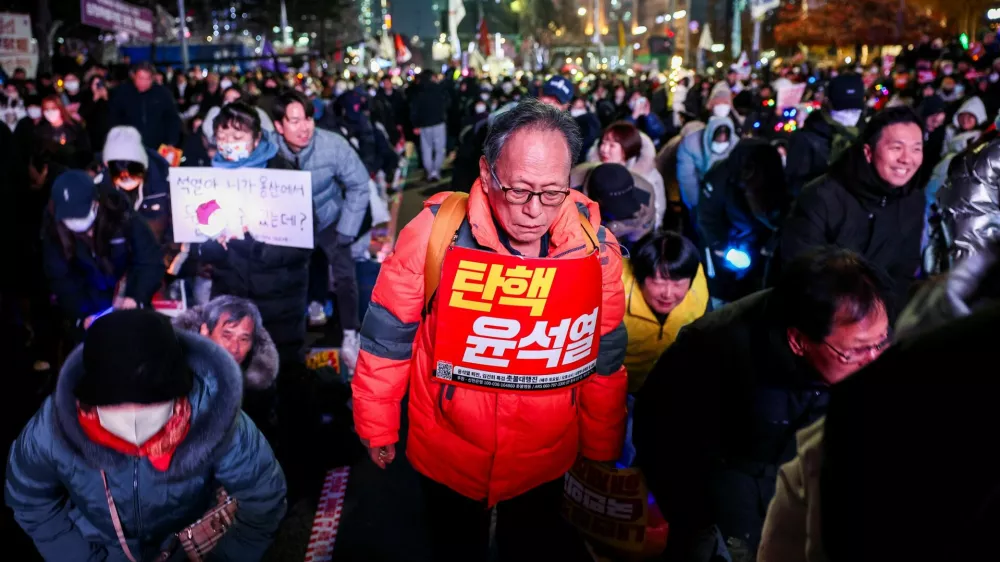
[424, 192, 469, 313]
[579, 213, 599, 254]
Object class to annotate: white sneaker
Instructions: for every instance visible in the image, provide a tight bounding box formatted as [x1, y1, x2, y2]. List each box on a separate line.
[308, 301, 327, 326]
[341, 330, 360, 377]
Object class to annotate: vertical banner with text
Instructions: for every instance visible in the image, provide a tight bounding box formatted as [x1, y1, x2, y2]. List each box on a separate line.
[168, 167, 314, 249]
[0, 13, 36, 78]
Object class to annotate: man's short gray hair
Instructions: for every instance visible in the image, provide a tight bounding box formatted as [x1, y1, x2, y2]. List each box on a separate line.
[203, 295, 263, 337]
[483, 97, 582, 169]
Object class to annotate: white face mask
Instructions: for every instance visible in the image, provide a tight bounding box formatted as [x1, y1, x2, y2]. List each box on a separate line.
[474, 103, 487, 114]
[710, 141, 730, 155]
[27, 106, 41, 119]
[830, 108, 863, 128]
[614, 92, 626, 104]
[991, 73, 1000, 84]
[115, 177, 142, 192]
[501, 82, 514, 95]
[570, 107, 587, 118]
[368, 88, 377, 98]
[713, 104, 731, 118]
[479, 92, 490, 101]
[65, 81, 80, 94]
[220, 79, 233, 90]
[218, 141, 252, 162]
[941, 66, 954, 76]
[63, 203, 98, 233]
[96, 401, 175, 446]
[43, 109, 61, 124]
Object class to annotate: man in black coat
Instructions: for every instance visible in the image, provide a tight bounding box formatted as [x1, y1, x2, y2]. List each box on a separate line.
[634, 247, 891, 561]
[783, 74, 865, 198]
[775, 106, 927, 317]
[109, 62, 182, 150]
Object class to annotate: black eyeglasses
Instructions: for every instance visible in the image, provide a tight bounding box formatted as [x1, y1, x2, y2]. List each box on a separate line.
[489, 165, 570, 207]
[823, 335, 890, 364]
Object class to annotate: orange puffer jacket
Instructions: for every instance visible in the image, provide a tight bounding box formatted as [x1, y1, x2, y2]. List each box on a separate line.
[352, 181, 629, 506]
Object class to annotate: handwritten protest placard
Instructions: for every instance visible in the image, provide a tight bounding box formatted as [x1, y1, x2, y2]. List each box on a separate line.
[169, 167, 314, 249]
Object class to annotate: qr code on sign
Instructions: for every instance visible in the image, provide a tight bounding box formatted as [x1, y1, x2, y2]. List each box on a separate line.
[435, 361, 453, 381]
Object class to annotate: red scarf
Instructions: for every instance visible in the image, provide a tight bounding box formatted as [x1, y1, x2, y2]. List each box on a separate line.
[77, 398, 192, 471]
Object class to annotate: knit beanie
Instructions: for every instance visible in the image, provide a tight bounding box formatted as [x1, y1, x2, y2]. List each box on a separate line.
[706, 82, 733, 111]
[588, 164, 649, 222]
[76, 309, 194, 406]
[103, 126, 149, 168]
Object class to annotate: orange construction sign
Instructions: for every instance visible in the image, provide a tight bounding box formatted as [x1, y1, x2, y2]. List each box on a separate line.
[432, 246, 603, 393]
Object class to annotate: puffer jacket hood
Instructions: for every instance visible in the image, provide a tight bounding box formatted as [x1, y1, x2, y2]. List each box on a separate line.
[52, 330, 244, 480]
[352, 181, 628, 506]
[952, 96, 988, 129]
[702, 115, 739, 158]
[6, 330, 288, 561]
[173, 305, 279, 390]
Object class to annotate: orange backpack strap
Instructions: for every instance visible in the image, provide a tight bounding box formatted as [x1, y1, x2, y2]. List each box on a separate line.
[424, 192, 469, 313]
[579, 213, 599, 254]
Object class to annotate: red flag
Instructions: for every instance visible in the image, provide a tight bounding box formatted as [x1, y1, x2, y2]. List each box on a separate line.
[394, 33, 411, 63]
[478, 18, 491, 56]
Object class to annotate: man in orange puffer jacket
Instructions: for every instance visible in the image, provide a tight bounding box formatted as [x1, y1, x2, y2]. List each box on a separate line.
[352, 98, 628, 562]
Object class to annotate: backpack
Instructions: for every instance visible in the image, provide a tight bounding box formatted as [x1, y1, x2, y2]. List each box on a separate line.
[423, 192, 600, 314]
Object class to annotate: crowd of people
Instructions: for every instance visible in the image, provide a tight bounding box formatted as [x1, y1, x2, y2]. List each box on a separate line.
[4, 31, 1000, 562]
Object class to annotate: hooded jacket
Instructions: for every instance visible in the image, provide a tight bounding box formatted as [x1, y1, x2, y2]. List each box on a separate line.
[276, 127, 371, 237]
[5, 331, 287, 562]
[775, 145, 926, 316]
[676, 116, 738, 210]
[352, 184, 628, 506]
[173, 305, 279, 391]
[784, 110, 860, 198]
[941, 96, 987, 157]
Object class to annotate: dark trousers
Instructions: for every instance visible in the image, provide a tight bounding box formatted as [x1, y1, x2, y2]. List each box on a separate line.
[314, 225, 360, 332]
[419, 475, 589, 562]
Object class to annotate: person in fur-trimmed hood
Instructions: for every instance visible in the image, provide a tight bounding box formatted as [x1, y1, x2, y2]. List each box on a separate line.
[172, 295, 279, 392]
[5, 309, 287, 562]
[173, 296, 280, 433]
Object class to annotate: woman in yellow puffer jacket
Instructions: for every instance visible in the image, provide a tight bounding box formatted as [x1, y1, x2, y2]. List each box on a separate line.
[622, 232, 710, 393]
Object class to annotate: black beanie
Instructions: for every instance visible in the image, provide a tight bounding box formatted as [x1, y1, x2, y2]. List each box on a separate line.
[588, 163, 649, 222]
[76, 309, 194, 406]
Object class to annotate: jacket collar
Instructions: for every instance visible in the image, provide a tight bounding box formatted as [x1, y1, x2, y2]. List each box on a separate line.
[52, 330, 245, 480]
[465, 179, 602, 255]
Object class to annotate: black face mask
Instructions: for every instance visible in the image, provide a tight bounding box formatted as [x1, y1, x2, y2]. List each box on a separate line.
[941, 87, 954, 95]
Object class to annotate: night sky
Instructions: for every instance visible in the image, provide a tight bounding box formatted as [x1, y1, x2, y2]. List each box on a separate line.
[390, 0, 440, 40]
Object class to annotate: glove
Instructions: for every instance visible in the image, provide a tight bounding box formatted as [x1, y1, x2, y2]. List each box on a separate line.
[336, 233, 355, 247]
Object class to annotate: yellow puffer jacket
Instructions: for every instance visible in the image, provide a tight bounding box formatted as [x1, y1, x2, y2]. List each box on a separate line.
[622, 260, 709, 393]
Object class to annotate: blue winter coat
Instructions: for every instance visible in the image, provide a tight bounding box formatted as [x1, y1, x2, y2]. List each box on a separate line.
[676, 116, 738, 210]
[5, 331, 288, 562]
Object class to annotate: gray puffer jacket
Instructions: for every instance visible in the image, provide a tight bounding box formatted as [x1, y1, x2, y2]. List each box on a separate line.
[937, 129, 1000, 263]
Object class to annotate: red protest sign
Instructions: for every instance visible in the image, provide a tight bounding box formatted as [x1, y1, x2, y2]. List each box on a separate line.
[432, 246, 603, 393]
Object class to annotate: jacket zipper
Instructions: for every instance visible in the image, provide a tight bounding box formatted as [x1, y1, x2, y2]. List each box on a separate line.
[133, 459, 143, 544]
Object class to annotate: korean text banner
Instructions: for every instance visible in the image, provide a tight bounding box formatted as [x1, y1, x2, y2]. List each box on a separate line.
[432, 246, 602, 392]
[80, 0, 154, 42]
[0, 13, 37, 78]
[169, 167, 314, 249]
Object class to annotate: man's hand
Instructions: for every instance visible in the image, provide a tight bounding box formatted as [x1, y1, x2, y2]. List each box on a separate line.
[368, 444, 396, 469]
[413, 127, 421, 135]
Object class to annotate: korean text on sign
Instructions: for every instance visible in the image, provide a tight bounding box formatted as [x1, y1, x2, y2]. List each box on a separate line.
[432, 246, 603, 393]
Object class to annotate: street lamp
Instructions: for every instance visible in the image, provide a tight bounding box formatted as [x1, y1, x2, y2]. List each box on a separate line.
[578, 7, 587, 16]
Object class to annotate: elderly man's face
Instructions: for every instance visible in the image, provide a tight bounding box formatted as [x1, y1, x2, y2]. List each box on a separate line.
[204, 313, 254, 365]
[479, 128, 571, 254]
